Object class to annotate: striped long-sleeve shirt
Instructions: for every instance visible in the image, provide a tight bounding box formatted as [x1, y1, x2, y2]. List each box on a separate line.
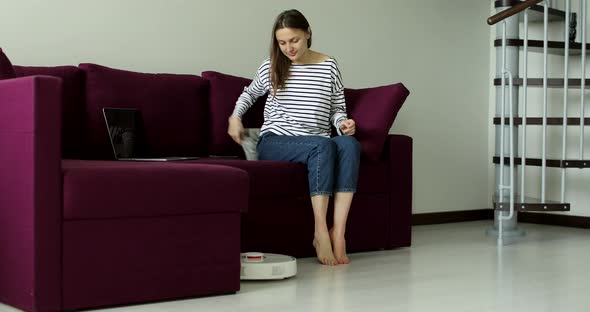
[232, 57, 348, 137]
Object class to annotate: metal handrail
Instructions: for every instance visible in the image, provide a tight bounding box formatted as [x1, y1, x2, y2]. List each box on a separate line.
[561, 0, 571, 203]
[580, 0, 587, 160]
[498, 21, 516, 246]
[521, 9, 529, 204]
[542, 2, 549, 203]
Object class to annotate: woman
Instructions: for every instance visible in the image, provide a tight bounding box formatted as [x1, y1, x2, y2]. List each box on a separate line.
[228, 9, 360, 266]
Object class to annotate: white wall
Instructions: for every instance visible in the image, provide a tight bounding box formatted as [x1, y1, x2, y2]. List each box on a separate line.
[489, 0, 590, 217]
[0, 0, 492, 214]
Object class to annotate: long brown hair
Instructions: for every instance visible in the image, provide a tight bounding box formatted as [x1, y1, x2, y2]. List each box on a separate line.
[270, 9, 312, 95]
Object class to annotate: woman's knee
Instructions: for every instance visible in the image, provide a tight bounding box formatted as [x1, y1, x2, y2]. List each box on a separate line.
[316, 138, 337, 155]
[332, 135, 361, 153]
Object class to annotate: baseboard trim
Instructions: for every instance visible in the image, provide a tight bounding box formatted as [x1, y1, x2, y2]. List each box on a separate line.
[519, 212, 590, 229]
[412, 209, 492, 225]
[412, 209, 590, 229]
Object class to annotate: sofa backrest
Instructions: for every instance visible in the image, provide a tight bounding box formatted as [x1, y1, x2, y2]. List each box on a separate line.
[14, 65, 88, 159]
[13, 61, 410, 161]
[79, 63, 211, 160]
[200, 71, 410, 161]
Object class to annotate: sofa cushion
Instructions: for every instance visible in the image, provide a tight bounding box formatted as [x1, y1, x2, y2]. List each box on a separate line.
[201, 71, 266, 157]
[14, 65, 87, 159]
[193, 158, 308, 198]
[193, 158, 390, 198]
[62, 160, 249, 219]
[79, 63, 210, 160]
[0, 48, 16, 79]
[344, 83, 409, 162]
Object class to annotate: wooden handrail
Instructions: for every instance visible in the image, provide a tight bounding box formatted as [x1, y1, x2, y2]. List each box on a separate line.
[487, 0, 544, 25]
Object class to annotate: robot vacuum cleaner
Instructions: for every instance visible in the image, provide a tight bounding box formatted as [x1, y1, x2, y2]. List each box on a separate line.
[240, 252, 297, 280]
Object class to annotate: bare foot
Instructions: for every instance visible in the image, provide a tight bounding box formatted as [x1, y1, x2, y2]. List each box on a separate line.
[313, 231, 337, 265]
[330, 229, 350, 264]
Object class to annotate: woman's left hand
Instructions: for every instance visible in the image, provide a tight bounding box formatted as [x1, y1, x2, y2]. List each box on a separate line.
[339, 119, 356, 135]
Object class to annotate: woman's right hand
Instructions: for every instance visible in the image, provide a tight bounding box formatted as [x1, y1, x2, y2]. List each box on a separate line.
[228, 115, 245, 144]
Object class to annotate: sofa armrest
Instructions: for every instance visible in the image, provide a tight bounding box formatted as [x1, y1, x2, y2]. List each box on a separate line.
[382, 134, 413, 248]
[0, 76, 63, 311]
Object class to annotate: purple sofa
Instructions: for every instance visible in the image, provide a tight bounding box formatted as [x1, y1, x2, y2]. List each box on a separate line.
[0, 48, 412, 312]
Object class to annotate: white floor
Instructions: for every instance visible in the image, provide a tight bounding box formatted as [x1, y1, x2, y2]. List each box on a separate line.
[2, 221, 590, 312]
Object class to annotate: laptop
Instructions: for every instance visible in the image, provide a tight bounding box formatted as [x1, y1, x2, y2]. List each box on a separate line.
[102, 107, 198, 161]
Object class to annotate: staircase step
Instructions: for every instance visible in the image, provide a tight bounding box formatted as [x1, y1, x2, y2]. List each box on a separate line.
[494, 39, 590, 55]
[494, 78, 590, 88]
[493, 156, 590, 168]
[493, 195, 570, 211]
[493, 117, 590, 126]
[495, 0, 567, 23]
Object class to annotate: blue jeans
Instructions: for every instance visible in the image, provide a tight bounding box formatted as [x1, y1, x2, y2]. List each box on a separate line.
[257, 134, 361, 196]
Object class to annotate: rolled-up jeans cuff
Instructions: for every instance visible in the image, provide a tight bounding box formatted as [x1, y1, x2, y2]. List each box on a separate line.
[334, 188, 356, 193]
[310, 191, 333, 197]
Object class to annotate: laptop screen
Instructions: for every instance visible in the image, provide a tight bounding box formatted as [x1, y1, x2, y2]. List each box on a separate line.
[103, 108, 149, 159]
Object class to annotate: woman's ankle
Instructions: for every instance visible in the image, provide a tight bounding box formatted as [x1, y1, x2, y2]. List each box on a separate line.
[329, 227, 346, 238]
